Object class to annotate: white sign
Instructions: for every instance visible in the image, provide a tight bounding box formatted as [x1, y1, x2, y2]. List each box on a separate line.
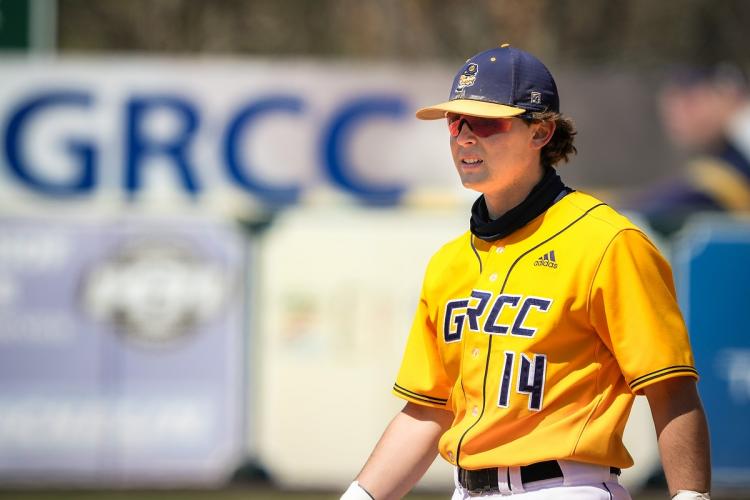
[0, 58, 462, 213]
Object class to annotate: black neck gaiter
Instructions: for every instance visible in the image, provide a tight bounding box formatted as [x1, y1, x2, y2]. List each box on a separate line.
[470, 166, 571, 242]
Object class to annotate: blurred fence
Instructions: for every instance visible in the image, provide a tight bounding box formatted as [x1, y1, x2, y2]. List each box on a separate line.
[672, 217, 750, 488]
[0, 216, 248, 486]
[1, 208, 748, 493]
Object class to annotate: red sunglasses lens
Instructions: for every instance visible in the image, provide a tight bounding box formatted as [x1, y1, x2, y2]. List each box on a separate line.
[446, 113, 465, 136]
[446, 113, 513, 137]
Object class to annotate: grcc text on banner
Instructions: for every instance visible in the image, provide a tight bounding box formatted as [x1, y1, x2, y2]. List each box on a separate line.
[1, 88, 417, 206]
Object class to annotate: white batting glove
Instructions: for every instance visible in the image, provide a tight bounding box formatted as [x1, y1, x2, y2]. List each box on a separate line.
[341, 480, 375, 500]
[672, 491, 711, 500]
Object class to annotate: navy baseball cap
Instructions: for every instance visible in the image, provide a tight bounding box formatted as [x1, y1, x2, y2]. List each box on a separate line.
[416, 44, 559, 120]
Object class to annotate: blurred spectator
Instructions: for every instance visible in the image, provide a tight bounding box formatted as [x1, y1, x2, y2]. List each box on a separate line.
[631, 63, 750, 235]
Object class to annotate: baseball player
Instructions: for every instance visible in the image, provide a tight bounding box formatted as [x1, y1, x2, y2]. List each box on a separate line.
[341, 45, 711, 500]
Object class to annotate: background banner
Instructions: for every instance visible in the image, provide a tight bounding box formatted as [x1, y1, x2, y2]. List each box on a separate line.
[0, 216, 249, 485]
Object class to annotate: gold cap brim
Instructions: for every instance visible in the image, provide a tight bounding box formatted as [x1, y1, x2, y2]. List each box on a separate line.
[415, 99, 527, 120]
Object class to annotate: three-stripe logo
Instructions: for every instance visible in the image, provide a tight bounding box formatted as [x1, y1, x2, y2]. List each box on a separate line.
[534, 250, 558, 269]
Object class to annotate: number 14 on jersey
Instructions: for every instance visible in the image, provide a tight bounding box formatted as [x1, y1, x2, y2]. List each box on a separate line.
[497, 351, 547, 411]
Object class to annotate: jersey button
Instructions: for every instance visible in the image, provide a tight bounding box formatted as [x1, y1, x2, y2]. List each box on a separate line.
[472, 406, 479, 416]
[488, 273, 498, 282]
[447, 451, 455, 461]
[496, 246, 505, 254]
[472, 348, 480, 358]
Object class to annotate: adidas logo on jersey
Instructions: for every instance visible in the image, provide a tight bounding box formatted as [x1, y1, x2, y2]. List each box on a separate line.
[534, 250, 558, 269]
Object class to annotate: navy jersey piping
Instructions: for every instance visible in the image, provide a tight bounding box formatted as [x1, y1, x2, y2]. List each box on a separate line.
[470, 234, 483, 273]
[454, 203, 606, 468]
[629, 366, 698, 392]
[393, 383, 448, 405]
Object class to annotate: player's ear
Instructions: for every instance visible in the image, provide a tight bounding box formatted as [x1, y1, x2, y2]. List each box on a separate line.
[530, 120, 556, 150]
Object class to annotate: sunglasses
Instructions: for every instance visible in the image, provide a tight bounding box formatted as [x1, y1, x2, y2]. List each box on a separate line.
[446, 113, 514, 138]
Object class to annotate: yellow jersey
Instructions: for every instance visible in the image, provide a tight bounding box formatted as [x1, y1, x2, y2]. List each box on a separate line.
[392, 191, 697, 470]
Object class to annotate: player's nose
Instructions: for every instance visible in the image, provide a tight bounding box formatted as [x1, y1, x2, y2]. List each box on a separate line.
[454, 119, 477, 146]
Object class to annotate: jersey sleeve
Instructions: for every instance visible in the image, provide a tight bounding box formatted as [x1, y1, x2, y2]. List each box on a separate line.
[392, 265, 452, 409]
[589, 228, 698, 394]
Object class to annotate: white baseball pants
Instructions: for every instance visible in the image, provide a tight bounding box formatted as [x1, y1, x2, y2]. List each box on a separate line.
[451, 460, 632, 499]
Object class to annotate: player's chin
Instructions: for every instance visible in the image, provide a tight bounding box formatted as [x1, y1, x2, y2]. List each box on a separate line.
[457, 174, 486, 191]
